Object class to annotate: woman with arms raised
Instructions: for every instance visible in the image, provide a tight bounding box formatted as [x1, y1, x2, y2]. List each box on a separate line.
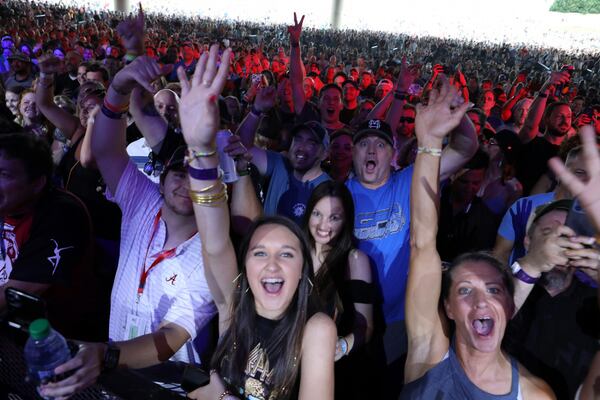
[400, 76, 555, 400]
[183, 45, 336, 400]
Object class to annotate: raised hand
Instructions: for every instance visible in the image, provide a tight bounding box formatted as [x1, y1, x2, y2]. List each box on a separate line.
[415, 74, 471, 145]
[254, 85, 276, 113]
[396, 57, 420, 92]
[116, 3, 145, 55]
[111, 55, 172, 95]
[37, 53, 62, 74]
[178, 44, 232, 149]
[454, 68, 467, 87]
[549, 125, 600, 231]
[288, 12, 305, 45]
[223, 135, 253, 172]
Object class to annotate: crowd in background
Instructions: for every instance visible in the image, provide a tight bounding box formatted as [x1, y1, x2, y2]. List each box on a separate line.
[1, 1, 600, 399]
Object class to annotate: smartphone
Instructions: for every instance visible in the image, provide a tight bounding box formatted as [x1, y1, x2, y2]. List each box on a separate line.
[180, 365, 210, 392]
[4, 287, 46, 333]
[565, 199, 598, 240]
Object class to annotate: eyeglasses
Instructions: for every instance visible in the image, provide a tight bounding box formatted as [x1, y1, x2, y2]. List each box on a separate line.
[399, 117, 415, 123]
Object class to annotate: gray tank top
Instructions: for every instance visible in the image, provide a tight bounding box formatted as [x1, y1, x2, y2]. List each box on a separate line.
[399, 345, 523, 400]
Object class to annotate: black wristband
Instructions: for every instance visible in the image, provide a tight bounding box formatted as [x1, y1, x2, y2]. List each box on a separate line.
[102, 343, 120, 372]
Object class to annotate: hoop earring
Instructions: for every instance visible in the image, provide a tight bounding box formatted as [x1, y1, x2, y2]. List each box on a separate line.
[306, 276, 314, 294]
[232, 273, 242, 284]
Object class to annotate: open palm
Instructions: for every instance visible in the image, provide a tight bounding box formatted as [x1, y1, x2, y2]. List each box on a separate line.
[178, 44, 232, 149]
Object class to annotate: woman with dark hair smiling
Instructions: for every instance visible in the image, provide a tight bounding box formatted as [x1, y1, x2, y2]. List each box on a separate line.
[303, 180, 373, 399]
[184, 45, 336, 400]
[400, 76, 555, 399]
[303, 180, 373, 360]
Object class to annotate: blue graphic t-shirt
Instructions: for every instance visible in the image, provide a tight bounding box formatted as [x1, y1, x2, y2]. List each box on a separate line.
[497, 192, 555, 264]
[264, 151, 330, 225]
[346, 166, 413, 323]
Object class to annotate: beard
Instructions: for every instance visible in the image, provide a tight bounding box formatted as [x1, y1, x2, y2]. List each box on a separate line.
[540, 268, 572, 293]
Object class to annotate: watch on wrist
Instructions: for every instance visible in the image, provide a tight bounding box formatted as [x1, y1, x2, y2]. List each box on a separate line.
[510, 261, 539, 284]
[102, 343, 121, 373]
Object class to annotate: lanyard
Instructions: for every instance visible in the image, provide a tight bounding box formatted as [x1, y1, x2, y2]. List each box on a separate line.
[0, 218, 5, 261]
[137, 210, 177, 302]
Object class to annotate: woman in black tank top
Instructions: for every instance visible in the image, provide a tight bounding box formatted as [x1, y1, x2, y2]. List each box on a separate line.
[186, 44, 336, 400]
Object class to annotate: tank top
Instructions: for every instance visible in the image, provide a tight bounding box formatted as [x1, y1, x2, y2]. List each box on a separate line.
[399, 344, 523, 400]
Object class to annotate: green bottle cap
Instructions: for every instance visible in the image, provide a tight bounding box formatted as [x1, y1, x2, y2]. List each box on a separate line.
[29, 319, 50, 340]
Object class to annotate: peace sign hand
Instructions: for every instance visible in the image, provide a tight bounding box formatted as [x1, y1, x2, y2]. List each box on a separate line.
[288, 12, 305, 46]
[178, 44, 232, 150]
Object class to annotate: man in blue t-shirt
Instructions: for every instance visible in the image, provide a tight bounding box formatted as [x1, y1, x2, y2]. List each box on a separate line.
[346, 117, 477, 397]
[242, 120, 331, 224]
[493, 145, 587, 265]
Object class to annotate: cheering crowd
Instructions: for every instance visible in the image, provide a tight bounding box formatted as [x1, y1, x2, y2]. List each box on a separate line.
[1, 1, 600, 399]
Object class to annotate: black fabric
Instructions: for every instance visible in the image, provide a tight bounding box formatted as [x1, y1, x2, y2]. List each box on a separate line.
[54, 73, 79, 98]
[516, 136, 560, 195]
[56, 137, 121, 240]
[346, 279, 376, 305]
[9, 188, 89, 285]
[505, 277, 600, 400]
[436, 187, 500, 262]
[8, 188, 104, 340]
[339, 107, 358, 125]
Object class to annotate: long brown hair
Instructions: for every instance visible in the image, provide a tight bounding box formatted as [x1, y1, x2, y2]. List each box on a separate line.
[211, 216, 317, 399]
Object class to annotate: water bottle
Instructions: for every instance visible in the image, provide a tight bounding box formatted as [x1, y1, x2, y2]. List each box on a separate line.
[216, 129, 239, 183]
[24, 319, 71, 391]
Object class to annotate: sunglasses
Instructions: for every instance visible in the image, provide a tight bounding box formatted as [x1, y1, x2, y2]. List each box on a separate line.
[399, 117, 415, 123]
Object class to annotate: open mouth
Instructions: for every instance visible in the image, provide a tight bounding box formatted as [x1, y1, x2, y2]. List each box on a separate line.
[472, 317, 494, 337]
[316, 229, 331, 239]
[365, 159, 377, 173]
[262, 278, 284, 295]
[326, 108, 335, 116]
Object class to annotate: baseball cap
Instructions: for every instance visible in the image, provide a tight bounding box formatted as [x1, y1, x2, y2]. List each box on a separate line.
[377, 79, 393, 88]
[163, 145, 186, 173]
[342, 79, 359, 90]
[291, 121, 330, 148]
[353, 119, 394, 146]
[532, 199, 573, 225]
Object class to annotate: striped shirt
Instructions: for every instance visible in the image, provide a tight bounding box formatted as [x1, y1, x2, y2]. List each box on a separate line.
[107, 161, 216, 364]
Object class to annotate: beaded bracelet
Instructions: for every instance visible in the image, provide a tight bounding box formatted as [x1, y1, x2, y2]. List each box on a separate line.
[417, 146, 443, 157]
[186, 148, 217, 165]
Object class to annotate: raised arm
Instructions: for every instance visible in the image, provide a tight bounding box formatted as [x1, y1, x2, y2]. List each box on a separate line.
[92, 56, 171, 194]
[518, 71, 569, 144]
[235, 85, 276, 174]
[439, 110, 478, 181]
[385, 60, 419, 133]
[36, 55, 80, 139]
[118, 4, 169, 149]
[366, 90, 393, 121]
[288, 12, 306, 115]
[179, 45, 238, 334]
[405, 76, 471, 383]
[224, 135, 263, 235]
